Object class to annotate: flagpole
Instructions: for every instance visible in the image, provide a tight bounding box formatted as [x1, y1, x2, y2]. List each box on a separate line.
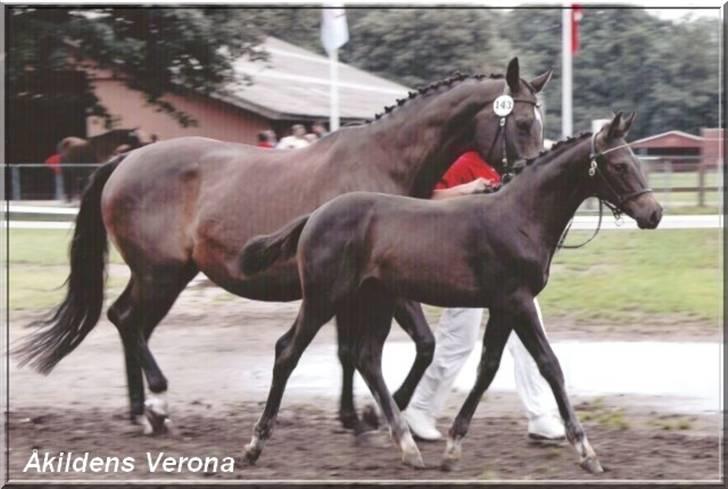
[561, 5, 573, 138]
[329, 47, 340, 131]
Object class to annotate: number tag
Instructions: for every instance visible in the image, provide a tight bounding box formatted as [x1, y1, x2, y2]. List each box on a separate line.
[493, 95, 514, 117]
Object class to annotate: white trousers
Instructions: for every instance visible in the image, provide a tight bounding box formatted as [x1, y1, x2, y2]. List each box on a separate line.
[409, 300, 558, 420]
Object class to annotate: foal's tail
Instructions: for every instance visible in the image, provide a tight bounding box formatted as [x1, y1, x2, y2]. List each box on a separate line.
[15, 154, 125, 374]
[240, 213, 311, 276]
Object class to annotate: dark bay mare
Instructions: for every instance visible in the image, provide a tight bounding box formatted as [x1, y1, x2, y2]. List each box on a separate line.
[60, 128, 150, 200]
[239, 113, 662, 471]
[16, 58, 552, 435]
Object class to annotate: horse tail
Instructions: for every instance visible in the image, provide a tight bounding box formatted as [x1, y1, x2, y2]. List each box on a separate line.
[240, 213, 311, 276]
[15, 154, 125, 374]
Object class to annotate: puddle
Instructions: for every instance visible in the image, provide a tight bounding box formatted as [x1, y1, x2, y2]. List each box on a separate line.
[280, 340, 721, 415]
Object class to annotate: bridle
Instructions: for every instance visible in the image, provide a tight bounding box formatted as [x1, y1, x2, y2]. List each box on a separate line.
[558, 131, 653, 249]
[485, 85, 542, 179]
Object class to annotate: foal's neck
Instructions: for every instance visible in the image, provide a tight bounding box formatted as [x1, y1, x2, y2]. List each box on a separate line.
[365, 81, 498, 198]
[514, 138, 594, 251]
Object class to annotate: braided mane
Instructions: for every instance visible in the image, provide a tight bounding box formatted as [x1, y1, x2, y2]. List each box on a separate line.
[367, 72, 505, 123]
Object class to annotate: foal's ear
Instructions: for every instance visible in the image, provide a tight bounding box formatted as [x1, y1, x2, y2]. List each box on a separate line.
[506, 57, 520, 93]
[606, 111, 624, 140]
[530, 69, 553, 93]
[622, 112, 637, 135]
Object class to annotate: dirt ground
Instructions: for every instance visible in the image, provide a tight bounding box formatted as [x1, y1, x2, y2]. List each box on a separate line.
[7, 283, 722, 482]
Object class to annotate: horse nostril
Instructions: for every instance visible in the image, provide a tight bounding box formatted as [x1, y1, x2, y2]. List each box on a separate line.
[650, 208, 662, 226]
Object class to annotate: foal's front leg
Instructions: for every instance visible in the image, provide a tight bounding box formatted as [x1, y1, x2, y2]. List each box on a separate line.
[510, 298, 603, 473]
[442, 308, 512, 471]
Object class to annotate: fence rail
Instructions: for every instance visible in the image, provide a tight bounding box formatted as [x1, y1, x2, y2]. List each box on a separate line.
[5, 158, 723, 208]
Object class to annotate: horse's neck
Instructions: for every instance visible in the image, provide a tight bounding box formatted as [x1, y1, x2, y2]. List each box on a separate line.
[363, 84, 492, 197]
[513, 140, 594, 250]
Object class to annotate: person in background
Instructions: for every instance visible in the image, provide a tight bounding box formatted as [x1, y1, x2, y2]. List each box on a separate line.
[304, 133, 319, 144]
[276, 124, 309, 149]
[312, 121, 328, 138]
[257, 131, 275, 149]
[402, 150, 566, 443]
[44, 149, 65, 201]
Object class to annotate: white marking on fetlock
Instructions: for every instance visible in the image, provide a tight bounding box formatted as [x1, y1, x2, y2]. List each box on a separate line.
[399, 431, 424, 468]
[135, 414, 154, 435]
[441, 436, 462, 471]
[145, 392, 168, 416]
[574, 434, 603, 473]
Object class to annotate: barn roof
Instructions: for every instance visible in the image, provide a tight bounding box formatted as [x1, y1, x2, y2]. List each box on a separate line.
[216, 37, 411, 122]
[631, 130, 704, 149]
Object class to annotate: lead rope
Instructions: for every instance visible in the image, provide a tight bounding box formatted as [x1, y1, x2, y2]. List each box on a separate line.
[557, 198, 604, 250]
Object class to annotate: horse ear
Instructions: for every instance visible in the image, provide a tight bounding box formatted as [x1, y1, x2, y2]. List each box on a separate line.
[506, 57, 520, 93]
[606, 111, 624, 140]
[622, 112, 637, 135]
[530, 69, 553, 93]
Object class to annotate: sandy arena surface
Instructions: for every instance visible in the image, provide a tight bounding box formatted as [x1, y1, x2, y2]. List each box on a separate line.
[7, 283, 722, 482]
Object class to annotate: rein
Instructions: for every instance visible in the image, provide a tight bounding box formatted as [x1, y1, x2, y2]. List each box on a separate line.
[557, 132, 653, 250]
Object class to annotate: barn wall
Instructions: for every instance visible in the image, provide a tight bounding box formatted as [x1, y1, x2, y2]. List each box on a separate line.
[88, 79, 273, 145]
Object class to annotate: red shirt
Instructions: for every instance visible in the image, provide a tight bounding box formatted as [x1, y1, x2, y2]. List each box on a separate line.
[435, 151, 500, 190]
[44, 153, 62, 175]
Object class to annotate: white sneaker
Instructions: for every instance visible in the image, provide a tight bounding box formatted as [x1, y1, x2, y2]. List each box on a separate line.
[403, 408, 442, 441]
[528, 414, 566, 441]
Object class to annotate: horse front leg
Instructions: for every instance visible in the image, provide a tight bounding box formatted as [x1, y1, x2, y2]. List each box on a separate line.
[510, 297, 604, 474]
[391, 299, 435, 410]
[441, 308, 512, 471]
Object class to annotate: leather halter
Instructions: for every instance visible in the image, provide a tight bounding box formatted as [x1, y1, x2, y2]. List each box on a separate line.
[485, 86, 541, 178]
[558, 131, 653, 250]
[588, 131, 653, 218]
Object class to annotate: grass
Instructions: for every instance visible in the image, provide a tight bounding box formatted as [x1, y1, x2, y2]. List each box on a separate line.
[539, 228, 722, 323]
[576, 398, 630, 430]
[8, 229, 125, 311]
[7, 229, 723, 324]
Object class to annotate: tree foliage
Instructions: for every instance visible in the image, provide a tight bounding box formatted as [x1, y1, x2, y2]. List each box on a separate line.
[8, 7, 719, 138]
[7, 7, 264, 126]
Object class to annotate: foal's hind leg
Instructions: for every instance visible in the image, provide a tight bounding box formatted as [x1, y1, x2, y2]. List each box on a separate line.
[336, 307, 379, 434]
[108, 264, 197, 435]
[352, 286, 424, 468]
[391, 299, 435, 410]
[244, 302, 333, 464]
[336, 298, 434, 432]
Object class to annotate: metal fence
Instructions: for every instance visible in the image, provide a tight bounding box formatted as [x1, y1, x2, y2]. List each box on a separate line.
[5, 158, 723, 209]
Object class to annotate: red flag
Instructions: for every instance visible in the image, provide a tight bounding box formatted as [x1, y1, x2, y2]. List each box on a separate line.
[572, 5, 583, 54]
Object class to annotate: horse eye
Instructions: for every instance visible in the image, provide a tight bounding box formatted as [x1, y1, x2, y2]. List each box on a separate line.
[615, 163, 629, 174]
[516, 119, 532, 131]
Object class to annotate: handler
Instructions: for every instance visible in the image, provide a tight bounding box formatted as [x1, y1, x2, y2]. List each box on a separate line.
[402, 150, 566, 442]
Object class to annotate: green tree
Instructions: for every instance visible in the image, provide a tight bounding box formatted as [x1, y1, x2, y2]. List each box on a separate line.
[7, 7, 264, 126]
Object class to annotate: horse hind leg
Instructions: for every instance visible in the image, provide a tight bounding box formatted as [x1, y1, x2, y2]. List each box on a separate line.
[244, 301, 334, 464]
[336, 305, 380, 435]
[351, 284, 424, 468]
[110, 263, 197, 435]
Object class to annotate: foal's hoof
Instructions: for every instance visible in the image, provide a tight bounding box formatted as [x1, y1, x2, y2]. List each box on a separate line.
[361, 404, 381, 430]
[440, 438, 462, 472]
[580, 456, 604, 474]
[143, 399, 170, 436]
[243, 444, 261, 465]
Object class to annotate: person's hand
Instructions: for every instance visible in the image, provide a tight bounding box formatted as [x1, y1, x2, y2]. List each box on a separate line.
[462, 177, 496, 195]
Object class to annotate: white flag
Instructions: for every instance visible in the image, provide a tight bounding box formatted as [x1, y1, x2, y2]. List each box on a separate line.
[321, 7, 349, 54]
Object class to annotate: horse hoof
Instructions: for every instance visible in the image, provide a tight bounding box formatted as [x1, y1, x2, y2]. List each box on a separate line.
[580, 456, 604, 474]
[243, 445, 261, 465]
[440, 437, 462, 472]
[361, 404, 380, 430]
[143, 400, 169, 436]
[134, 414, 154, 436]
[338, 412, 360, 431]
[402, 449, 425, 469]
